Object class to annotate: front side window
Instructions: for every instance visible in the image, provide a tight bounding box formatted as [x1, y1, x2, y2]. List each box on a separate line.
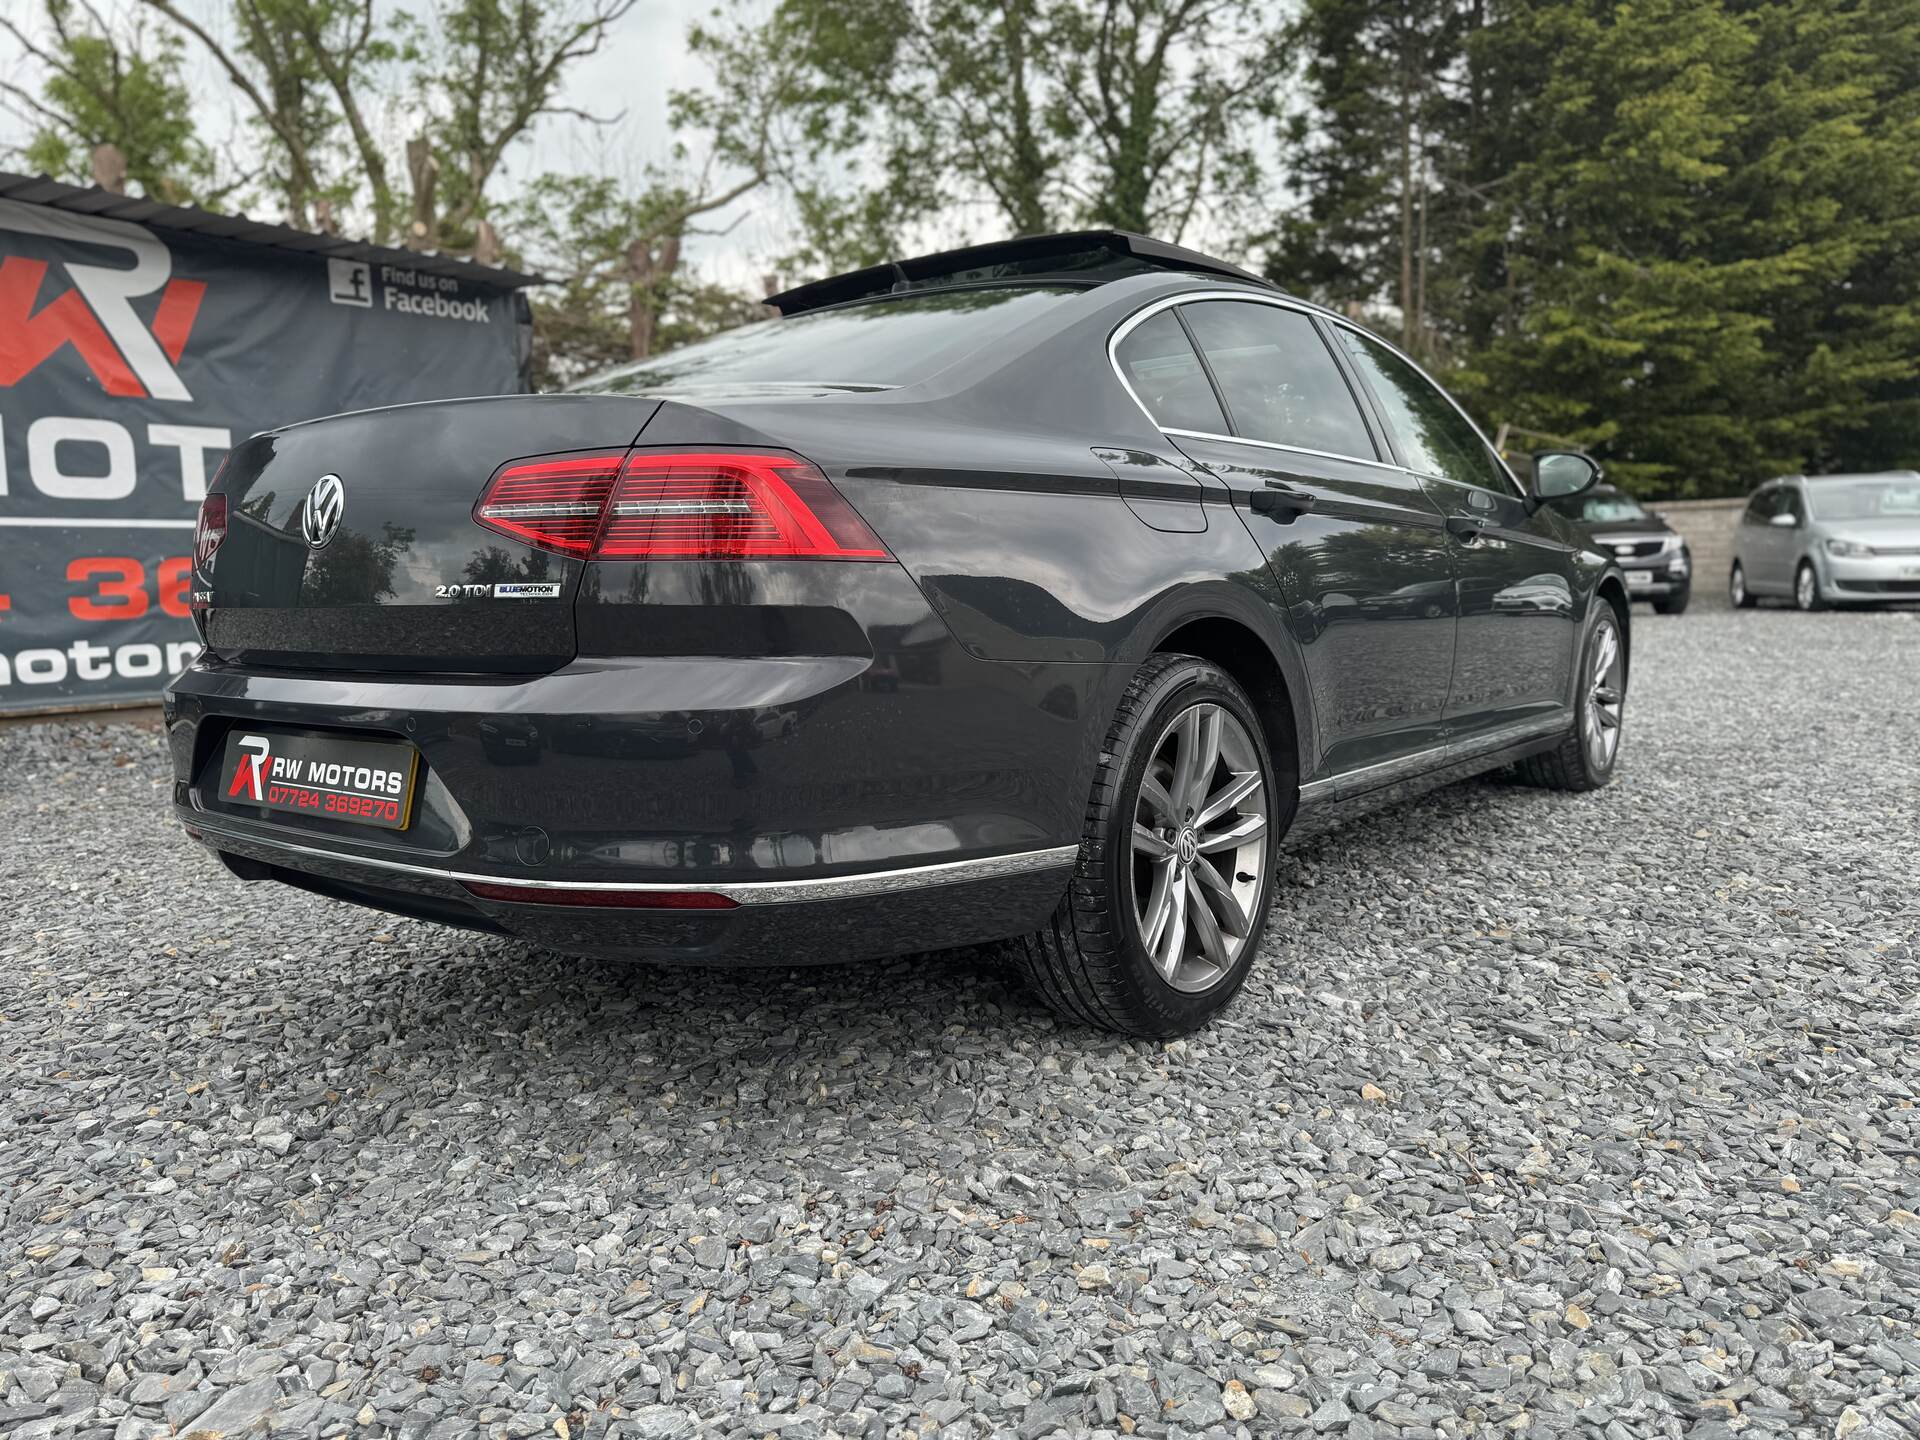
[1337, 328, 1508, 492]
[1743, 490, 1777, 524]
[1179, 301, 1377, 459]
[1112, 310, 1228, 433]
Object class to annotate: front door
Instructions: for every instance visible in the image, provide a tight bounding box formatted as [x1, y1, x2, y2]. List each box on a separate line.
[1153, 298, 1457, 778]
[1331, 326, 1579, 745]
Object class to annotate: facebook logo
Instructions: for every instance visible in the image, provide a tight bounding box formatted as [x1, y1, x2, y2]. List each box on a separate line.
[326, 259, 372, 308]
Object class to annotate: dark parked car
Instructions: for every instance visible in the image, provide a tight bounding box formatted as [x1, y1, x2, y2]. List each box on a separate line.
[168, 231, 1630, 1037]
[1560, 483, 1691, 614]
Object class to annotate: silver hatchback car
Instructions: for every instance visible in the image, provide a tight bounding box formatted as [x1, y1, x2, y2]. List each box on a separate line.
[1730, 472, 1920, 610]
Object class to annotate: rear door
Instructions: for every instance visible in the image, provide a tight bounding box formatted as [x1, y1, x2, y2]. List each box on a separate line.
[1331, 325, 1579, 746]
[1122, 296, 1456, 779]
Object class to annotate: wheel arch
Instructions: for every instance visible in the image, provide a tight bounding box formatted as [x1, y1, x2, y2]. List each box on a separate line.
[1148, 612, 1304, 810]
[1594, 573, 1632, 683]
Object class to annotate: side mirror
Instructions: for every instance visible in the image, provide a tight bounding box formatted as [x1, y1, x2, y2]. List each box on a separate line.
[1528, 451, 1602, 512]
[1768, 511, 1798, 529]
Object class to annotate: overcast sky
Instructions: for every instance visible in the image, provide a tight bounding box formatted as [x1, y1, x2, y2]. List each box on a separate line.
[0, 0, 790, 289]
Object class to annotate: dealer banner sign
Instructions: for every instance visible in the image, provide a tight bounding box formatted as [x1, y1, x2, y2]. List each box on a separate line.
[0, 198, 526, 713]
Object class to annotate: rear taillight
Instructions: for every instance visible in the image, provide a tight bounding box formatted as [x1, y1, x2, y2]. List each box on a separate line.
[472, 448, 890, 562]
[194, 491, 226, 568]
[600, 452, 889, 560]
[473, 451, 627, 557]
[193, 492, 227, 569]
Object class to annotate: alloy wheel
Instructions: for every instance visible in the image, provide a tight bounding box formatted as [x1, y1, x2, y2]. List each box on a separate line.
[1729, 564, 1745, 606]
[1130, 702, 1270, 994]
[1796, 565, 1817, 610]
[1584, 622, 1625, 772]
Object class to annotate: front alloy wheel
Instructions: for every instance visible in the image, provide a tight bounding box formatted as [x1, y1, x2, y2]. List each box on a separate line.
[1583, 621, 1625, 773]
[1795, 561, 1826, 612]
[1515, 606, 1626, 792]
[1130, 701, 1268, 994]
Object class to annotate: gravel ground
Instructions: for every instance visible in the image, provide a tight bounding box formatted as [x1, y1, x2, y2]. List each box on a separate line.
[2, 607, 1917, 1440]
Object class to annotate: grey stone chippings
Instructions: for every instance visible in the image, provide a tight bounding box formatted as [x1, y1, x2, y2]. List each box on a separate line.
[1, 607, 1917, 1439]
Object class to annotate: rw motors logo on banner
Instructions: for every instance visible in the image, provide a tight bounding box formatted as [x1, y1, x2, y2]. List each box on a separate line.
[0, 194, 522, 712]
[0, 201, 229, 707]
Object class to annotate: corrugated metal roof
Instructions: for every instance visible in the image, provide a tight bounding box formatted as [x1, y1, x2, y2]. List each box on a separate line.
[0, 171, 547, 288]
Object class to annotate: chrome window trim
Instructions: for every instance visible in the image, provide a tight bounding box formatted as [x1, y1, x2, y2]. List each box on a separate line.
[1326, 317, 1526, 500]
[185, 821, 1079, 906]
[1161, 427, 1411, 476]
[1107, 290, 1392, 471]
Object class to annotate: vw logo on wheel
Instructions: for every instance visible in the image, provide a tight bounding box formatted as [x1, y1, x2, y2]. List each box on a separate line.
[300, 473, 345, 549]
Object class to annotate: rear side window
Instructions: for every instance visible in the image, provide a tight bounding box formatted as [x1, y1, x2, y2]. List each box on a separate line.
[1179, 301, 1377, 460]
[570, 287, 1075, 394]
[1337, 327, 1509, 492]
[1113, 310, 1228, 433]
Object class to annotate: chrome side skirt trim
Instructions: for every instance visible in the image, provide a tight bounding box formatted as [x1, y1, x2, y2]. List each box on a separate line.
[186, 821, 1079, 906]
[1297, 714, 1568, 806]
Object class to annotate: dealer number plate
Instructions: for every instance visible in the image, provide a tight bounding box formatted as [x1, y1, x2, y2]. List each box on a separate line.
[1625, 570, 1654, 588]
[219, 730, 420, 831]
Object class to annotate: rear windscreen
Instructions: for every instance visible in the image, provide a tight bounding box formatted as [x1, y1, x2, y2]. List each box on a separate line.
[568, 286, 1075, 394]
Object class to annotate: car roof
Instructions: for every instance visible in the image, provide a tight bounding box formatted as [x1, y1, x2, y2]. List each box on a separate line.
[765, 230, 1278, 316]
[1803, 470, 1920, 483]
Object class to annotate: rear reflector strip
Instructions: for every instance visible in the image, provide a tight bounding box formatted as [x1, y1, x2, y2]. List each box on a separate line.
[472, 447, 891, 562]
[461, 880, 739, 910]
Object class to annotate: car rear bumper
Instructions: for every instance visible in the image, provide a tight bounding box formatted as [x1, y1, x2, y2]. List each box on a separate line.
[164, 647, 1104, 961]
[183, 818, 1076, 961]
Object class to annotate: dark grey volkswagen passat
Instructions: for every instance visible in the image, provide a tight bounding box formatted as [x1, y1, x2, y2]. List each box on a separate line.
[167, 231, 1630, 1036]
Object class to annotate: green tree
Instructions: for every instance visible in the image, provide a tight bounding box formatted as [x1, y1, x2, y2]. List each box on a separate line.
[508, 172, 770, 388]
[400, 0, 639, 251]
[1262, 0, 1479, 359]
[2, 0, 215, 202]
[1453, 0, 1920, 495]
[140, 0, 356, 227]
[692, 0, 1291, 270]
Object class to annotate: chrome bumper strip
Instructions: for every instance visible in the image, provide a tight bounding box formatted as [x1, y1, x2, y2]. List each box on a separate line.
[185, 821, 1079, 905]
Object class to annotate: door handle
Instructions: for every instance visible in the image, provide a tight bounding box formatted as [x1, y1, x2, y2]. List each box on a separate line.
[1249, 481, 1316, 522]
[1446, 515, 1491, 543]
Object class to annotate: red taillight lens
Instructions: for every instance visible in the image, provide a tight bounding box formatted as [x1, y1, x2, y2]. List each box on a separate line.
[473, 451, 628, 557]
[600, 452, 890, 560]
[472, 448, 890, 562]
[461, 880, 739, 909]
[193, 492, 227, 569]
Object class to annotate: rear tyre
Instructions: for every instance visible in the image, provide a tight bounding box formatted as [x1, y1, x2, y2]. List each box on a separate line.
[1011, 654, 1278, 1038]
[1653, 585, 1691, 616]
[1795, 561, 1826, 612]
[1729, 562, 1756, 608]
[1515, 605, 1626, 793]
